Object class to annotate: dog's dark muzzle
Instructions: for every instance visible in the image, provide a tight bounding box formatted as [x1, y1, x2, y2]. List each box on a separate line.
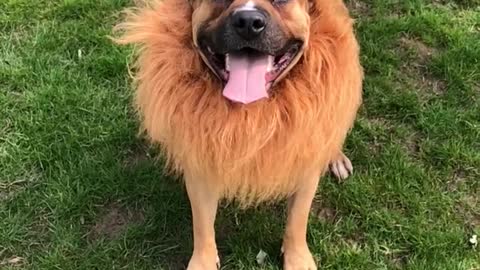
[199, 10, 290, 56]
[231, 10, 267, 41]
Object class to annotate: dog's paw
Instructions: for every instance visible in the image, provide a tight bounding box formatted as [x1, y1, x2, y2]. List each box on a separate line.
[329, 152, 353, 181]
[282, 245, 317, 270]
[186, 252, 220, 270]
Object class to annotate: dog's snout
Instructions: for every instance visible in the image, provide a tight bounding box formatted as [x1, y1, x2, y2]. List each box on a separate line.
[231, 10, 267, 40]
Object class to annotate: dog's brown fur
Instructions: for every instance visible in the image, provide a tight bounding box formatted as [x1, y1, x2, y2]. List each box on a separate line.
[116, 1, 362, 268]
[115, 0, 362, 206]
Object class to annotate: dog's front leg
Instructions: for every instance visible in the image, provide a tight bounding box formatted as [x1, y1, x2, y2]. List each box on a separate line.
[185, 175, 220, 270]
[282, 172, 319, 270]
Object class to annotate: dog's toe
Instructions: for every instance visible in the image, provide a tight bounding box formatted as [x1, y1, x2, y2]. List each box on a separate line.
[329, 152, 353, 181]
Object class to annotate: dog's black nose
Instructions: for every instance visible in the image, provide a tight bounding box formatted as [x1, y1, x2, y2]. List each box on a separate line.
[231, 10, 267, 40]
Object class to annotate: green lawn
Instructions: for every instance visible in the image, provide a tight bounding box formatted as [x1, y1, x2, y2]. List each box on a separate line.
[1, 0, 479, 269]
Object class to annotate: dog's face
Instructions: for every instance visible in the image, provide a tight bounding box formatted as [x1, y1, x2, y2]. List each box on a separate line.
[191, 0, 310, 104]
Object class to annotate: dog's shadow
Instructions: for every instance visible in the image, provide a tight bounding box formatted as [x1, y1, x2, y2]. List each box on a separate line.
[95, 140, 286, 269]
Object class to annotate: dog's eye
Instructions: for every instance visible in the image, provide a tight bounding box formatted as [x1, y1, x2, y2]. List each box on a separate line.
[273, 0, 289, 4]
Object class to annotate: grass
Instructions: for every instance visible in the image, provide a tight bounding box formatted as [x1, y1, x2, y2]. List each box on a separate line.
[0, 0, 479, 269]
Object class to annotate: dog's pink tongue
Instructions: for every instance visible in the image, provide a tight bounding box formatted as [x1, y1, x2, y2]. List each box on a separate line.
[223, 53, 269, 104]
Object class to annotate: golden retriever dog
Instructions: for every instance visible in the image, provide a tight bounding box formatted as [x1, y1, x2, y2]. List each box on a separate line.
[115, 0, 362, 268]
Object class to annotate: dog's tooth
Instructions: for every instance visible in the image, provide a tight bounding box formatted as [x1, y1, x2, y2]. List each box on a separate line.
[267, 55, 274, 72]
[207, 46, 214, 55]
[226, 54, 230, 71]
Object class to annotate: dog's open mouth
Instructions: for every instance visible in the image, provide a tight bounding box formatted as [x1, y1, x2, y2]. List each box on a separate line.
[199, 42, 303, 104]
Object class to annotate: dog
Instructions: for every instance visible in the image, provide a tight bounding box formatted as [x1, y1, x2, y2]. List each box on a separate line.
[115, 0, 362, 268]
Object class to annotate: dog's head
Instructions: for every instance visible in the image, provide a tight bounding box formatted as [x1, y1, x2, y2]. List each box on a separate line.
[191, 0, 310, 104]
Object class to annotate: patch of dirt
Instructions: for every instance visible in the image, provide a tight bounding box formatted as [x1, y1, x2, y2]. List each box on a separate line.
[404, 132, 421, 156]
[378, 244, 410, 269]
[390, 253, 409, 269]
[431, 0, 480, 8]
[407, 71, 447, 96]
[122, 142, 152, 168]
[447, 169, 468, 192]
[454, 192, 480, 232]
[343, 233, 365, 254]
[367, 117, 392, 128]
[422, 77, 447, 95]
[364, 117, 424, 160]
[398, 37, 447, 96]
[88, 202, 145, 241]
[399, 37, 437, 63]
[311, 200, 337, 223]
[462, 195, 480, 228]
[346, 0, 370, 16]
[448, 167, 480, 230]
[363, 117, 393, 154]
[0, 170, 42, 202]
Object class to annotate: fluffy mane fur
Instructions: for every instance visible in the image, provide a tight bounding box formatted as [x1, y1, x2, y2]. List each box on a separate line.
[115, 0, 363, 205]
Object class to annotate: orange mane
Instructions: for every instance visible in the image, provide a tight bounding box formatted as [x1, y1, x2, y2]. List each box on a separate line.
[115, 0, 363, 206]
